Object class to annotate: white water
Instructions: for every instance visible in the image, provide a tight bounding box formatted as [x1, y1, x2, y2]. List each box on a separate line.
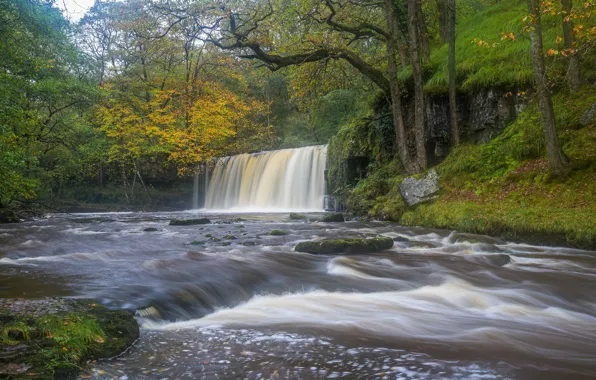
[203, 145, 327, 210]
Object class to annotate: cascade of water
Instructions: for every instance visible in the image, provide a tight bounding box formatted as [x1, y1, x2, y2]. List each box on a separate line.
[202, 145, 327, 210]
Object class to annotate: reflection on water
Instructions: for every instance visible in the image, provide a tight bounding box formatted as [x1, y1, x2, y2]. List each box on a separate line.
[0, 211, 595, 379]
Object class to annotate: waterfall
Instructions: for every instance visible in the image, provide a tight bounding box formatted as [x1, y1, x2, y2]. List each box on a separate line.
[202, 145, 327, 211]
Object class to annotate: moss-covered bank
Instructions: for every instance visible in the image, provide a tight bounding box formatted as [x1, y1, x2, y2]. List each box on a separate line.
[334, 87, 596, 249]
[0, 298, 139, 379]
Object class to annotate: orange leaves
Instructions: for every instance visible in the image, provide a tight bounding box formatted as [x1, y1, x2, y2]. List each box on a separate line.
[547, 48, 558, 56]
[500, 32, 516, 41]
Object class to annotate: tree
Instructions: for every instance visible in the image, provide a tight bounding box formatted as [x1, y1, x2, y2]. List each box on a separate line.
[447, 0, 459, 147]
[191, 0, 429, 173]
[408, 0, 427, 171]
[527, 0, 569, 176]
[560, 0, 581, 92]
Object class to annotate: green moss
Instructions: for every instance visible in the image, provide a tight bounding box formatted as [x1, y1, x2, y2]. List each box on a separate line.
[341, 87, 596, 249]
[420, 0, 596, 92]
[295, 237, 394, 254]
[289, 213, 307, 220]
[320, 213, 345, 222]
[0, 300, 138, 379]
[143, 227, 158, 232]
[266, 230, 289, 236]
[222, 234, 237, 240]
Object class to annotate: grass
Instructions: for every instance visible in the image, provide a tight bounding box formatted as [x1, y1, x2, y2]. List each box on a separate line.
[346, 86, 596, 248]
[400, 0, 596, 92]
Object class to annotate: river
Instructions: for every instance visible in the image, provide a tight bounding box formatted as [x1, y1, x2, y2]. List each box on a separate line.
[0, 211, 595, 379]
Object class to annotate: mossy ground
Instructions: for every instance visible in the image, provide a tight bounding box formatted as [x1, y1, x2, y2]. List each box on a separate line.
[346, 86, 596, 249]
[0, 299, 138, 379]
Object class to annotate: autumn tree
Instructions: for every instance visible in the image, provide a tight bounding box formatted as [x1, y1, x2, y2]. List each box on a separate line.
[527, 0, 569, 176]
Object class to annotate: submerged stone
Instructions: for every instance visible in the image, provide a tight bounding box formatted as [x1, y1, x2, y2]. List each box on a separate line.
[169, 218, 210, 226]
[321, 213, 345, 222]
[399, 169, 440, 207]
[143, 227, 158, 232]
[295, 237, 394, 254]
[289, 213, 307, 220]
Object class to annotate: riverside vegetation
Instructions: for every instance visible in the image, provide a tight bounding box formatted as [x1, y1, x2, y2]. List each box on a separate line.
[0, 2, 595, 229]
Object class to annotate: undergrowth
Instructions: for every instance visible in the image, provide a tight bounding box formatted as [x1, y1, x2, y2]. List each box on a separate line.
[345, 86, 596, 248]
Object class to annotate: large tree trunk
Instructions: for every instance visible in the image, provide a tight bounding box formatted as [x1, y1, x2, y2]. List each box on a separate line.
[447, 0, 459, 147]
[437, 0, 448, 44]
[528, 0, 570, 176]
[416, 0, 431, 62]
[561, 0, 581, 92]
[408, 0, 427, 172]
[384, 0, 416, 174]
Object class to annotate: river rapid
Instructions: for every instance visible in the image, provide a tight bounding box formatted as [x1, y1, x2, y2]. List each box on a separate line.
[0, 211, 595, 379]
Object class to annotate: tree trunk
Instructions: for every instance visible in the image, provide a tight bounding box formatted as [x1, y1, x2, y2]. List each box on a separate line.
[561, 0, 581, 92]
[384, 0, 417, 174]
[133, 161, 152, 204]
[408, 0, 427, 172]
[528, 0, 570, 176]
[416, 0, 431, 62]
[447, 0, 459, 147]
[437, 0, 448, 44]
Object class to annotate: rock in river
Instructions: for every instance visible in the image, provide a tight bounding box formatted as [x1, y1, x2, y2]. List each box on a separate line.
[399, 169, 440, 207]
[295, 237, 394, 254]
[0, 209, 20, 224]
[320, 213, 345, 222]
[169, 218, 211, 226]
[0, 298, 138, 379]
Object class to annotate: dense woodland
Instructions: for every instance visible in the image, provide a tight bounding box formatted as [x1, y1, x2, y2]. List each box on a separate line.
[1, 0, 595, 244]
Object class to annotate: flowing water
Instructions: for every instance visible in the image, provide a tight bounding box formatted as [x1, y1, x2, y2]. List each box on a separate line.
[203, 146, 327, 211]
[1, 211, 595, 379]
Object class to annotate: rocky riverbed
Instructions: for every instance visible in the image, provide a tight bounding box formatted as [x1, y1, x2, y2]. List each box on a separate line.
[0, 211, 595, 379]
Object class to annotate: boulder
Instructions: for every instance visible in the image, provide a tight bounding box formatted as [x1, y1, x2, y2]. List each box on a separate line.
[0, 298, 138, 379]
[266, 230, 289, 236]
[295, 237, 394, 254]
[579, 102, 596, 126]
[169, 218, 210, 226]
[289, 212, 307, 220]
[0, 209, 20, 224]
[399, 169, 440, 207]
[320, 213, 345, 222]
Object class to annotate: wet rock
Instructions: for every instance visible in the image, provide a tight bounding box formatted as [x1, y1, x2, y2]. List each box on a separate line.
[223, 234, 237, 240]
[295, 237, 394, 255]
[190, 240, 206, 245]
[289, 213, 307, 220]
[143, 227, 158, 232]
[242, 241, 261, 246]
[0, 209, 20, 224]
[487, 254, 511, 266]
[266, 230, 289, 236]
[169, 218, 210, 226]
[221, 242, 232, 246]
[399, 169, 440, 207]
[579, 101, 596, 126]
[321, 213, 345, 222]
[0, 298, 138, 379]
[393, 236, 411, 242]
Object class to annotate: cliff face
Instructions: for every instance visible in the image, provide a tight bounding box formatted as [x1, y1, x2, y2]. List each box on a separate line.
[423, 90, 525, 161]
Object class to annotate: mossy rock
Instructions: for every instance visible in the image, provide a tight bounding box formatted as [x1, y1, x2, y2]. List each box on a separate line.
[222, 234, 237, 240]
[221, 242, 232, 247]
[266, 230, 289, 236]
[321, 213, 345, 223]
[393, 236, 411, 242]
[295, 237, 394, 254]
[143, 227, 158, 232]
[289, 213, 307, 220]
[169, 218, 210, 226]
[190, 240, 205, 245]
[0, 298, 138, 380]
[0, 209, 20, 224]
